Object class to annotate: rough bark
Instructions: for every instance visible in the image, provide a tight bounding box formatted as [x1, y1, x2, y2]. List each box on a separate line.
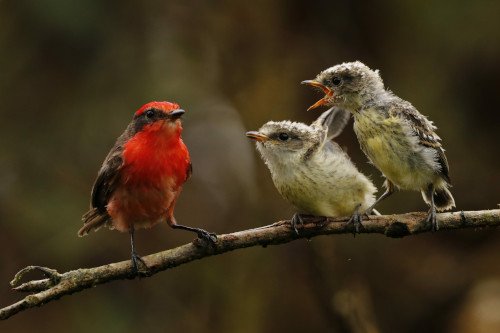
[1, 209, 499, 320]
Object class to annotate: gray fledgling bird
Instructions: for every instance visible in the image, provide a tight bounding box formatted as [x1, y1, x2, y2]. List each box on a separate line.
[246, 108, 377, 233]
[302, 61, 455, 230]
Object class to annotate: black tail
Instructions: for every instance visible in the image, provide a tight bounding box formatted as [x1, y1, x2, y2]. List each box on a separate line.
[78, 208, 110, 237]
[421, 186, 455, 212]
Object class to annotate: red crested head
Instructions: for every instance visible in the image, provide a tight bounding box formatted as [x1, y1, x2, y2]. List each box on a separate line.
[135, 101, 181, 117]
[122, 101, 191, 188]
[130, 100, 186, 137]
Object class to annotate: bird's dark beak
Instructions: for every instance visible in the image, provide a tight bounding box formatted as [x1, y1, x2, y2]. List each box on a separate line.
[169, 109, 185, 120]
[246, 131, 268, 142]
[301, 80, 334, 111]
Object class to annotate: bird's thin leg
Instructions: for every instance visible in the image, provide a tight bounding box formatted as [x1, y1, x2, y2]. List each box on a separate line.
[425, 184, 438, 231]
[347, 204, 363, 235]
[291, 213, 305, 235]
[129, 226, 148, 275]
[364, 179, 395, 216]
[168, 217, 217, 244]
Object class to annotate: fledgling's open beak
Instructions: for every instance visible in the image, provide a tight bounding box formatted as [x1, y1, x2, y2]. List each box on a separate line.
[169, 109, 185, 120]
[246, 131, 268, 142]
[301, 80, 334, 111]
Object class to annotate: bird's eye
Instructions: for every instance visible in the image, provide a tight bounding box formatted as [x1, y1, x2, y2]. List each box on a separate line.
[278, 132, 289, 141]
[145, 109, 155, 119]
[331, 77, 342, 86]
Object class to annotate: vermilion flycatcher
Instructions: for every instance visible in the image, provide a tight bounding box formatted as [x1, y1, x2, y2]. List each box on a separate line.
[79, 101, 216, 272]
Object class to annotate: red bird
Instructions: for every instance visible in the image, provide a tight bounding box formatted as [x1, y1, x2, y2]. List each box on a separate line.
[79, 101, 216, 272]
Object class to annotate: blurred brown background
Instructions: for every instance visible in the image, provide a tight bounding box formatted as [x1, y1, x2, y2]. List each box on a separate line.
[1, 1, 499, 332]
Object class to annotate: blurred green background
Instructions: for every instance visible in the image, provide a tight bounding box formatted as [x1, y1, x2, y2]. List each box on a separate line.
[1, 1, 499, 332]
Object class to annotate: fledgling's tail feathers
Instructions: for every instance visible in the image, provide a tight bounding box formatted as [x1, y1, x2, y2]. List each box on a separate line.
[78, 208, 110, 237]
[421, 186, 455, 212]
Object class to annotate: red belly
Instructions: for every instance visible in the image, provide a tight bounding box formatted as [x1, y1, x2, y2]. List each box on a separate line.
[107, 178, 180, 232]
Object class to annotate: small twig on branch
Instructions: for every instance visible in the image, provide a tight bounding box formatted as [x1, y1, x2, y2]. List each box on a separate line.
[1, 209, 499, 320]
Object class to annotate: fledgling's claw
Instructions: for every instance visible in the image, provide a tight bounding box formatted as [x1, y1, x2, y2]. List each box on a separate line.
[291, 213, 305, 235]
[426, 206, 438, 231]
[346, 204, 364, 235]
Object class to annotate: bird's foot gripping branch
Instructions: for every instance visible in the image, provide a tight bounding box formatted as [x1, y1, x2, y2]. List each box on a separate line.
[1, 209, 500, 321]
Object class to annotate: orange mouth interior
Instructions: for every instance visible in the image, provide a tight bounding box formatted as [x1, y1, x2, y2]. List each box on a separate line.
[301, 80, 334, 111]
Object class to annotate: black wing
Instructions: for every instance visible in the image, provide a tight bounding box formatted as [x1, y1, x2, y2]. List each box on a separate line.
[390, 100, 450, 183]
[90, 145, 124, 212]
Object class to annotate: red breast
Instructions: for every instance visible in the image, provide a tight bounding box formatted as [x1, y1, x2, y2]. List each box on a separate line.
[122, 121, 190, 188]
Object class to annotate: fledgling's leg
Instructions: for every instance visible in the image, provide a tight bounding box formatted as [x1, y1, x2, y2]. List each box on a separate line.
[424, 184, 438, 231]
[347, 203, 363, 234]
[129, 226, 148, 275]
[364, 179, 395, 215]
[291, 213, 305, 235]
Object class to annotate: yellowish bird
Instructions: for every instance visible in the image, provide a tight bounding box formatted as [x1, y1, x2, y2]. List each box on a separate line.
[246, 107, 377, 233]
[303, 61, 455, 230]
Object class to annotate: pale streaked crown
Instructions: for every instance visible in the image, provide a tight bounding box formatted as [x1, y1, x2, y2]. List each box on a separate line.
[315, 61, 385, 108]
[256, 120, 323, 154]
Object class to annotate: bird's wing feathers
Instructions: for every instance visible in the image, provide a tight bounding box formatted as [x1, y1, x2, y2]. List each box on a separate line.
[389, 101, 450, 182]
[312, 107, 351, 140]
[91, 145, 124, 212]
[435, 146, 451, 183]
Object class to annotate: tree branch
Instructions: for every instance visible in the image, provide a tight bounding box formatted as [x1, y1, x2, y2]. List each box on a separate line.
[1, 209, 499, 320]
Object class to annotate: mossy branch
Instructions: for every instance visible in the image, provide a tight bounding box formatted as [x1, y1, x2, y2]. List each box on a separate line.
[1, 209, 499, 320]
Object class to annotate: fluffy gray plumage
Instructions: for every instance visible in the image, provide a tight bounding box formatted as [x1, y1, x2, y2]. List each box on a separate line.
[248, 108, 377, 219]
[305, 61, 455, 229]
